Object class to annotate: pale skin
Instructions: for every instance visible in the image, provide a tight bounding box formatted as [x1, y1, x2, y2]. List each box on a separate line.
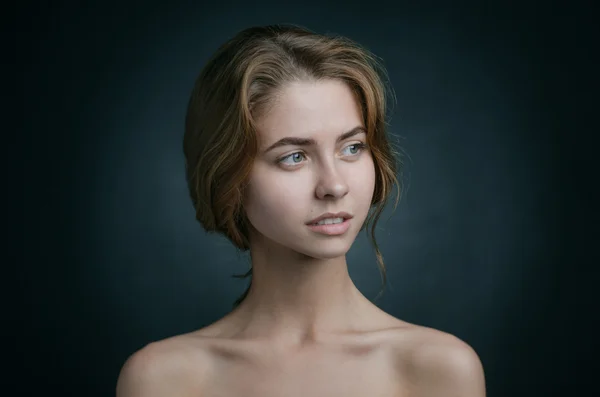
[116, 79, 486, 396]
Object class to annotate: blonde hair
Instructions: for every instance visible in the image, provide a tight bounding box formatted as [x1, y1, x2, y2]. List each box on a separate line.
[183, 24, 403, 308]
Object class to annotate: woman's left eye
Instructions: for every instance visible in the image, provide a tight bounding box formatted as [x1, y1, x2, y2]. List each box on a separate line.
[342, 142, 367, 156]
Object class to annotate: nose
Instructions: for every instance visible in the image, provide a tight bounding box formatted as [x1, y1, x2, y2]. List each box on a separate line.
[315, 162, 349, 200]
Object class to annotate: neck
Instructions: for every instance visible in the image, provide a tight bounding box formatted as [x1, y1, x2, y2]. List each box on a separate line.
[227, 236, 375, 349]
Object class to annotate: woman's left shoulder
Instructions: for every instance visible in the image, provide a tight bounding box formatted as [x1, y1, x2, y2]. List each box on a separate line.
[390, 323, 487, 397]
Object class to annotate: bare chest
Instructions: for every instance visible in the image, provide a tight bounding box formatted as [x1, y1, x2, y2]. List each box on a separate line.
[204, 344, 406, 397]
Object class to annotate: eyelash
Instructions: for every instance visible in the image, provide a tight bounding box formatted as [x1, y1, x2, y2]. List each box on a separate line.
[277, 142, 368, 166]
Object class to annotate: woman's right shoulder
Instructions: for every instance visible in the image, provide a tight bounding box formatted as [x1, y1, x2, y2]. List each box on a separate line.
[116, 333, 214, 397]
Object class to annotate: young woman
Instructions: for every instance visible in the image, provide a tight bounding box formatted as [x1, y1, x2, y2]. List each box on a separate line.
[117, 24, 486, 396]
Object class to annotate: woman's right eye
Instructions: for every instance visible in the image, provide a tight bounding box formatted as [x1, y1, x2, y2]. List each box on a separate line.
[278, 152, 306, 166]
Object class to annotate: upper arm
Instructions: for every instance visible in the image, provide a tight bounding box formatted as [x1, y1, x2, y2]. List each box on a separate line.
[410, 333, 486, 397]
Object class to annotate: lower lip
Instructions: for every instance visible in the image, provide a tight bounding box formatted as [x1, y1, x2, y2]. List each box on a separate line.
[306, 218, 351, 235]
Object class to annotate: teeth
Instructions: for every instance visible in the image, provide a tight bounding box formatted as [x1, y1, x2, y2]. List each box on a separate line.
[315, 217, 344, 225]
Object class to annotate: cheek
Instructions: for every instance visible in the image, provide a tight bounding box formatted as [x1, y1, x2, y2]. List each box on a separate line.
[349, 158, 376, 200]
[244, 173, 308, 223]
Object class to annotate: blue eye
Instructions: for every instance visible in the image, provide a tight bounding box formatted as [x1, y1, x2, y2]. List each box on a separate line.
[288, 152, 305, 164]
[343, 143, 366, 155]
[277, 152, 304, 166]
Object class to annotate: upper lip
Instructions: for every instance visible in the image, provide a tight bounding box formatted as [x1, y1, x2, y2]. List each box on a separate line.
[307, 212, 353, 225]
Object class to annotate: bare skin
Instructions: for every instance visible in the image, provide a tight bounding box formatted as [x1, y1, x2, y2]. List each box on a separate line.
[116, 79, 486, 396]
[117, 310, 484, 397]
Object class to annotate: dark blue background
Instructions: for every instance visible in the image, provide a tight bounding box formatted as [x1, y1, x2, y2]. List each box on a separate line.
[14, 1, 597, 396]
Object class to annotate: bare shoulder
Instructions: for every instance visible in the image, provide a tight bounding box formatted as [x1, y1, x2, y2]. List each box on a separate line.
[116, 333, 213, 397]
[392, 324, 486, 397]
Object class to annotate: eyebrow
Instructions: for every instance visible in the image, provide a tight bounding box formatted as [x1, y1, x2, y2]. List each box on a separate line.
[263, 126, 367, 154]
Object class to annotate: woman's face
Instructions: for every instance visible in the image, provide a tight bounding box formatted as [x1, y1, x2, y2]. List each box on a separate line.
[243, 79, 376, 259]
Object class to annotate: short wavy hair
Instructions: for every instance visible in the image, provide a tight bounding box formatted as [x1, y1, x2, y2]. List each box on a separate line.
[183, 24, 403, 308]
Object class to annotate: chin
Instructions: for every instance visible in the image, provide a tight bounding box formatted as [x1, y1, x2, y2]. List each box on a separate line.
[292, 241, 353, 260]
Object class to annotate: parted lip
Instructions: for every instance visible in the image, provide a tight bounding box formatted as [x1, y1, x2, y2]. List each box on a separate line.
[306, 212, 353, 225]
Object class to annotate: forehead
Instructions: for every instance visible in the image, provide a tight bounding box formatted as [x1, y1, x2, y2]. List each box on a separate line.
[255, 79, 364, 145]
